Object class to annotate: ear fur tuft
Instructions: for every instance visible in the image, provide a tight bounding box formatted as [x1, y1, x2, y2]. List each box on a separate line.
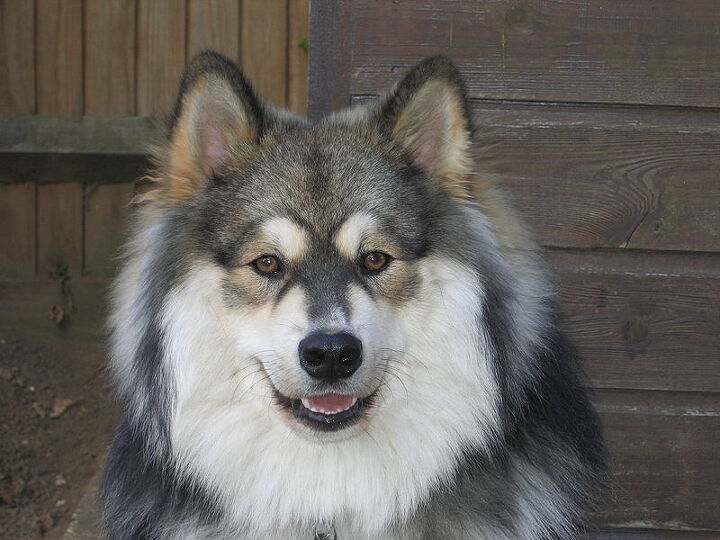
[377, 56, 475, 200]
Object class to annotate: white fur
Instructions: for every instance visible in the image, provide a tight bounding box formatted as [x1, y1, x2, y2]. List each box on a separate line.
[258, 217, 309, 261]
[162, 254, 499, 538]
[108, 218, 177, 458]
[334, 212, 378, 260]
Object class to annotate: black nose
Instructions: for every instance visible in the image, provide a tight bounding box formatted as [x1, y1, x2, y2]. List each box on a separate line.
[299, 331, 363, 381]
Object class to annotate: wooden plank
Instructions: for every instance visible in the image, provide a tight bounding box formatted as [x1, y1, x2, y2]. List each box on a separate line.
[0, 1, 35, 113]
[0, 182, 35, 277]
[137, 0, 186, 116]
[241, 0, 288, 106]
[0, 153, 150, 186]
[308, 0, 351, 119]
[591, 389, 720, 531]
[0, 279, 109, 343]
[287, 0, 309, 116]
[470, 103, 720, 252]
[346, 0, 720, 108]
[84, 0, 136, 115]
[0, 115, 161, 155]
[187, 0, 240, 61]
[84, 183, 134, 276]
[548, 249, 720, 393]
[36, 183, 83, 278]
[36, 0, 83, 115]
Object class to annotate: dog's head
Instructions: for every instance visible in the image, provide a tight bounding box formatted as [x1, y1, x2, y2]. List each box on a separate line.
[128, 52, 512, 445]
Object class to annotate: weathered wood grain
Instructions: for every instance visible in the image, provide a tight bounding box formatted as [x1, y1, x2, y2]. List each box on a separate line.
[36, 183, 83, 278]
[0, 279, 109, 343]
[36, 0, 83, 116]
[0, 115, 161, 155]
[241, 0, 288, 106]
[287, 0, 309, 116]
[471, 103, 720, 252]
[137, 0, 186, 116]
[84, 183, 134, 276]
[187, 0, 240, 62]
[347, 0, 720, 108]
[0, 1, 35, 113]
[591, 389, 720, 531]
[84, 0, 136, 115]
[0, 182, 35, 277]
[549, 249, 720, 393]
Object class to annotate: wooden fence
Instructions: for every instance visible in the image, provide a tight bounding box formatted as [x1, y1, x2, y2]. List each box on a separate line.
[0, 0, 308, 278]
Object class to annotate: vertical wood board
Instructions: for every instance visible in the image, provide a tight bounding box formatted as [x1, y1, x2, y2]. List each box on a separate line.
[287, 0, 309, 116]
[137, 0, 186, 116]
[187, 0, 240, 62]
[37, 183, 83, 277]
[0, 1, 35, 113]
[241, 0, 288, 106]
[83, 183, 134, 276]
[36, 0, 83, 115]
[84, 0, 137, 115]
[0, 182, 35, 277]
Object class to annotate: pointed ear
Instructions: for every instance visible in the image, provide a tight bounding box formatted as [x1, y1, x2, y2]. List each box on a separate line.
[159, 51, 265, 202]
[376, 56, 474, 199]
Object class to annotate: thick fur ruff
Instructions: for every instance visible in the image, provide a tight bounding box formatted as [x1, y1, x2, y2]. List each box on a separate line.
[103, 52, 606, 539]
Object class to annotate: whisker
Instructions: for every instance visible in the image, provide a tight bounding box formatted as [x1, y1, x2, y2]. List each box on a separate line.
[383, 366, 410, 402]
[380, 347, 429, 369]
[231, 369, 268, 401]
[235, 373, 273, 403]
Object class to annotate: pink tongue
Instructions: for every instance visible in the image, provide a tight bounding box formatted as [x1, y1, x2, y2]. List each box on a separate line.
[308, 394, 354, 413]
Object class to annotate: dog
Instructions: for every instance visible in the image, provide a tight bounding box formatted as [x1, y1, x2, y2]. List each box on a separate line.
[102, 51, 606, 539]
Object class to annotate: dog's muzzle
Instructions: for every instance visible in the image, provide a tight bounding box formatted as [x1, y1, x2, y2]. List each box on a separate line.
[273, 330, 376, 431]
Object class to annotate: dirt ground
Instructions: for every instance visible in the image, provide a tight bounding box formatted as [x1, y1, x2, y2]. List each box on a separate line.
[0, 335, 116, 540]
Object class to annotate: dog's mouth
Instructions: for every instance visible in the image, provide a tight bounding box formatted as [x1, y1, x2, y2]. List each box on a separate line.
[275, 391, 375, 431]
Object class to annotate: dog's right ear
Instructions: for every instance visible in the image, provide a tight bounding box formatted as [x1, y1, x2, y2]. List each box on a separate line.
[157, 51, 265, 203]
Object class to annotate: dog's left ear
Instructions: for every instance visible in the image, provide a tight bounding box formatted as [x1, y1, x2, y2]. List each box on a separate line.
[376, 56, 474, 199]
[156, 51, 266, 203]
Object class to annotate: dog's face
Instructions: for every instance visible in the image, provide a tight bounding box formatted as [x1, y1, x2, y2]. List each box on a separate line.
[149, 53, 490, 442]
[197, 129, 441, 436]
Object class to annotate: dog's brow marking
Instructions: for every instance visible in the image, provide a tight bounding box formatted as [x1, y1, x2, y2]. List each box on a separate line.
[260, 217, 309, 260]
[335, 213, 377, 260]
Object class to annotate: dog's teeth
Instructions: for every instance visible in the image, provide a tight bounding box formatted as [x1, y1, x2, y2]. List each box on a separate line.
[301, 396, 358, 414]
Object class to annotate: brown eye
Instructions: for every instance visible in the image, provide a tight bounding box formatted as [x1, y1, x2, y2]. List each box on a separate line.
[253, 255, 282, 275]
[362, 252, 390, 272]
